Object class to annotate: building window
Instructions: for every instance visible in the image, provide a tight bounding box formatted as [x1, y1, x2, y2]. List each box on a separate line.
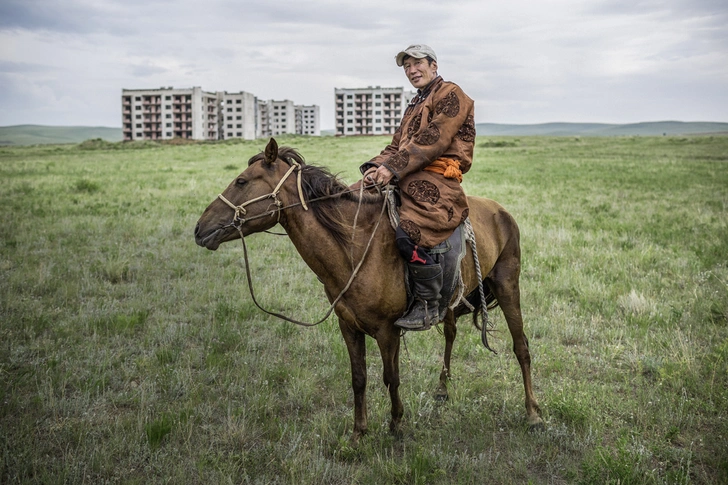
[135, 96, 141, 101]
[166, 123, 171, 127]
[236, 99, 241, 104]
[236, 116, 241, 120]
[136, 124, 142, 128]
[236, 108, 241, 112]
[165, 114, 171, 118]
[227, 100, 233, 104]
[227, 108, 232, 112]
[236, 132, 242, 137]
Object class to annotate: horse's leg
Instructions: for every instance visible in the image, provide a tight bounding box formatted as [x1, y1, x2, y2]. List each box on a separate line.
[375, 327, 404, 435]
[339, 321, 368, 444]
[436, 311, 457, 401]
[487, 258, 544, 430]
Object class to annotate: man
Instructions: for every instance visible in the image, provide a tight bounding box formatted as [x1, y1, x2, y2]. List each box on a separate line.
[362, 44, 476, 331]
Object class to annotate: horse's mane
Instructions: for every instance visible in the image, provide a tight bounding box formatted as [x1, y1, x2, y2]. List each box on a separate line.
[248, 146, 385, 246]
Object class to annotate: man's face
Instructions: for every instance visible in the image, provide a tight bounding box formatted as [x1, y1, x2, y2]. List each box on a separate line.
[402, 57, 438, 89]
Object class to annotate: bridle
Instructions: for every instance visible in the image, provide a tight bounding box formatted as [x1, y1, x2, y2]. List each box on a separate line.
[217, 160, 308, 228]
[215, 160, 391, 327]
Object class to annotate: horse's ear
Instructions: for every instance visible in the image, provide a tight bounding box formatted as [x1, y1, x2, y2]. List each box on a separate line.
[264, 138, 278, 165]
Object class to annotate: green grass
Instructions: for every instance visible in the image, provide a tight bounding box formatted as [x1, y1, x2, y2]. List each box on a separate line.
[1, 135, 727, 483]
[0, 125, 123, 146]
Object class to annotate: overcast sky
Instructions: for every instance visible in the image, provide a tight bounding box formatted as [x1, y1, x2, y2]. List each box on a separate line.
[1, 0, 726, 130]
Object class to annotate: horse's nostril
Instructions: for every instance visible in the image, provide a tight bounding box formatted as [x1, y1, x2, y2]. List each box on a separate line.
[194, 223, 200, 237]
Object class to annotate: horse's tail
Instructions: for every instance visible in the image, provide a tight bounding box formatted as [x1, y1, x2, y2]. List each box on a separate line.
[472, 289, 499, 353]
[465, 286, 499, 328]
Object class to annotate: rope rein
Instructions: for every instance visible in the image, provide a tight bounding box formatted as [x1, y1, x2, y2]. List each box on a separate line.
[221, 162, 391, 327]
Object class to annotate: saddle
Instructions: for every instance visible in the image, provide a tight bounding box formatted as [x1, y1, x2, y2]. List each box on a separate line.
[383, 186, 491, 337]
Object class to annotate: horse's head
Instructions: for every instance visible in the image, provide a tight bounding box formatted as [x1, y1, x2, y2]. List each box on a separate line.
[194, 138, 303, 250]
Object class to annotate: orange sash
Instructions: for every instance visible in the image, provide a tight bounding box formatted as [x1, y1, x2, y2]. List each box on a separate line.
[423, 157, 463, 183]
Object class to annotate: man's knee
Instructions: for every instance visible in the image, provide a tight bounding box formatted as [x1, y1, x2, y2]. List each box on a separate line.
[395, 226, 434, 265]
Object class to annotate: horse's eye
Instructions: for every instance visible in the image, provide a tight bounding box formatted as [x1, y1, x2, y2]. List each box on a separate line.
[236, 178, 246, 186]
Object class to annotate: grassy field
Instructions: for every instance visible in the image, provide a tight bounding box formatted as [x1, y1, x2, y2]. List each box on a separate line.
[1, 135, 727, 484]
[0, 125, 123, 146]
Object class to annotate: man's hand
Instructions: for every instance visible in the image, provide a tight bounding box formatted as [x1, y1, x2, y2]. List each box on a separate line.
[364, 166, 394, 186]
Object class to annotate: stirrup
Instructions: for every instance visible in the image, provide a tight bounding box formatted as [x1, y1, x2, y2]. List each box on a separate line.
[394, 300, 438, 331]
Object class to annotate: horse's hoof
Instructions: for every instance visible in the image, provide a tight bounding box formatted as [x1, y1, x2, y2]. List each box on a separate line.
[349, 428, 367, 447]
[389, 420, 403, 438]
[434, 392, 448, 402]
[528, 421, 546, 433]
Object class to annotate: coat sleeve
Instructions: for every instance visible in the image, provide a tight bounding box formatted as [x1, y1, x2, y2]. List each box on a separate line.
[359, 126, 403, 174]
[375, 83, 473, 182]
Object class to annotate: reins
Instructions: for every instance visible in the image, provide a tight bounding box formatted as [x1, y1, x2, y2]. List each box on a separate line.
[220, 161, 390, 327]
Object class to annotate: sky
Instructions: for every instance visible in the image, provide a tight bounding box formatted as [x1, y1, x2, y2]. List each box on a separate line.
[1, 0, 727, 130]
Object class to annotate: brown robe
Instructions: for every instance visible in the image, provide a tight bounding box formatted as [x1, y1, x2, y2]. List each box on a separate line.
[361, 76, 476, 248]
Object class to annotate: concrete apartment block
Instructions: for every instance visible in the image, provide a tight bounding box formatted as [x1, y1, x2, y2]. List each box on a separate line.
[221, 91, 257, 140]
[122, 87, 320, 141]
[122, 86, 219, 142]
[296, 105, 320, 136]
[334, 86, 415, 136]
[258, 100, 296, 138]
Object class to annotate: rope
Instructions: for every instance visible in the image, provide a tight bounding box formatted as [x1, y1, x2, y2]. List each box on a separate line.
[231, 180, 392, 328]
[463, 218, 496, 353]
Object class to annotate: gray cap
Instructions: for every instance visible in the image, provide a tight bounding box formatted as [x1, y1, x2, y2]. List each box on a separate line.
[395, 44, 437, 67]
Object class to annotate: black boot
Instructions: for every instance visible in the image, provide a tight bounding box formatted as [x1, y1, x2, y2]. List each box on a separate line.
[395, 262, 443, 331]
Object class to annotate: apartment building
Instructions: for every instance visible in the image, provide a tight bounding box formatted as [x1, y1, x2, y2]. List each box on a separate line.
[221, 91, 257, 140]
[334, 86, 415, 136]
[296, 105, 320, 136]
[122, 87, 320, 141]
[122, 87, 219, 141]
[258, 100, 295, 138]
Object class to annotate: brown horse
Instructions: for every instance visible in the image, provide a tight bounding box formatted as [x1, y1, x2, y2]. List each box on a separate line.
[194, 138, 542, 443]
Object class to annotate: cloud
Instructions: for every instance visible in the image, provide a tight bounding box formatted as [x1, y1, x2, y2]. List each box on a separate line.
[0, 0, 726, 127]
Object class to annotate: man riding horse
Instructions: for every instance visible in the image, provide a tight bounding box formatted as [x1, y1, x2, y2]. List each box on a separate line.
[362, 44, 476, 331]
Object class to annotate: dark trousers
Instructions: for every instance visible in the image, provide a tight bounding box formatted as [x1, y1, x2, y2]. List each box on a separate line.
[395, 226, 436, 265]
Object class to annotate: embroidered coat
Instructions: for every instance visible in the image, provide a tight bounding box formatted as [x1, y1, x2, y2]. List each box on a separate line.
[361, 76, 475, 248]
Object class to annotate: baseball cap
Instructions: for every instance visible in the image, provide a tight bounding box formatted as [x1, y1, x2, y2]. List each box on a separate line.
[395, 44, 437, 67]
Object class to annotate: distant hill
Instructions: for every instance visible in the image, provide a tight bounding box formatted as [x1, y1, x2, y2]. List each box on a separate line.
[475, 121, 728, 136]
[2, 122, 727, 146]
[0, 125, 122, 146]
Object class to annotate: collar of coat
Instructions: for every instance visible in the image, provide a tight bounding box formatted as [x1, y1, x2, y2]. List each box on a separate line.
[408, 76, 443, 109]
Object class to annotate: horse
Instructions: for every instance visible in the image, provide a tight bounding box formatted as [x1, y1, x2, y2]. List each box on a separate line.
[194, 138, 542, 443]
